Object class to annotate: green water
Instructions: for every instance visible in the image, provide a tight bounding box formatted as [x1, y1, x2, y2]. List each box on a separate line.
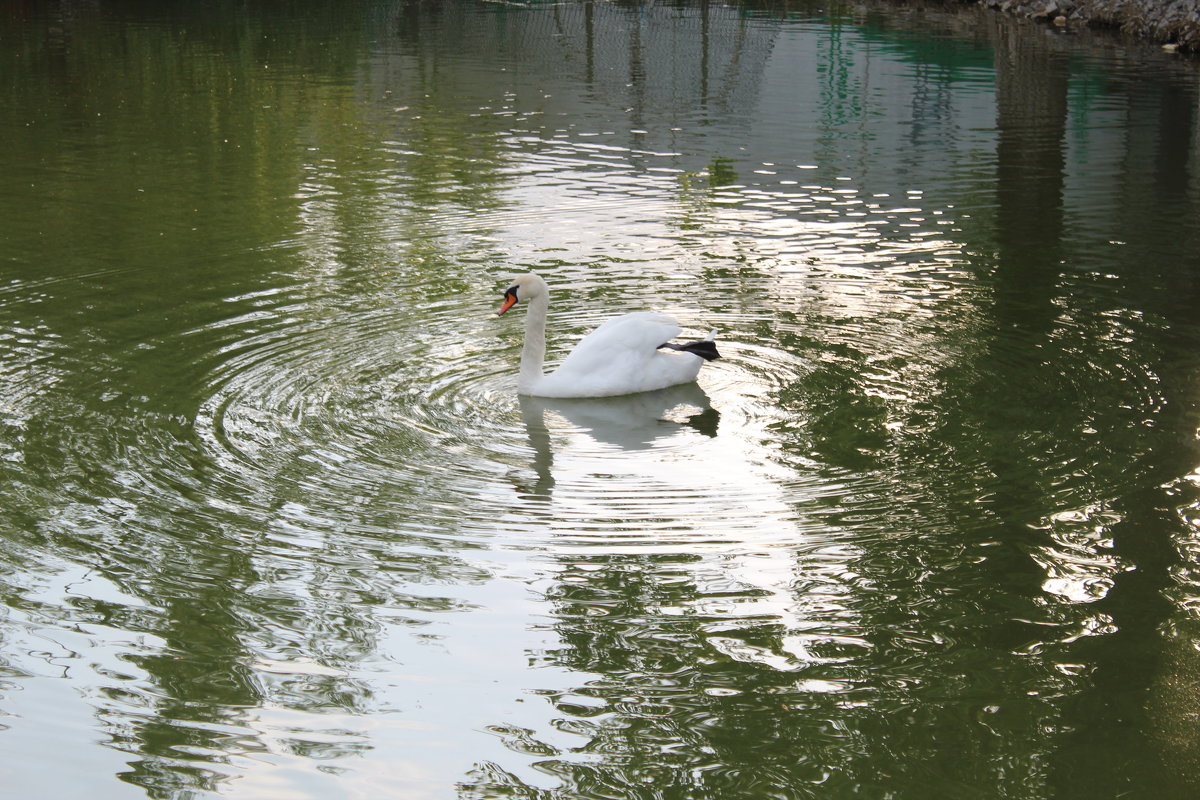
[2, 1, 1199, 798]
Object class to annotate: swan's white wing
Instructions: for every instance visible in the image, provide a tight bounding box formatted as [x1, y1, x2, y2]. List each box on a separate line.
[531, 310, 708, 398]
[555, 311, 681, 375]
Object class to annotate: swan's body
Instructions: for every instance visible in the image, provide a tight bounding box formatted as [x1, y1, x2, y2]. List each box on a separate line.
[497, 273, 719, 398]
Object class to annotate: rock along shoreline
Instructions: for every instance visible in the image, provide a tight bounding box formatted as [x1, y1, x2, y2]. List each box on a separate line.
[970, 0, 1200, 52]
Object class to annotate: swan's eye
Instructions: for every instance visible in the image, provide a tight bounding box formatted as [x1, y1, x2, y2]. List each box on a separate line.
[505, 286, 519, 300]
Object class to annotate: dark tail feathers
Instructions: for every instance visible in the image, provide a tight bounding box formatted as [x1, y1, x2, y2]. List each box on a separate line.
[659, 338, 721, 361]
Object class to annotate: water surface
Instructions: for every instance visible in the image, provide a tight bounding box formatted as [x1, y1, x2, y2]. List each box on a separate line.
[2, 1, 1200, 798]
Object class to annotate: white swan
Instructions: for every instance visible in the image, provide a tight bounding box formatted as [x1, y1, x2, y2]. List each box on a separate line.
[496, 273, 720, 398]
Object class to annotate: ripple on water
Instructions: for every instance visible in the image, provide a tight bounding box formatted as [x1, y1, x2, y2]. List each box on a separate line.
[190, 297, 511, 546]
[186, 285, 830, 557]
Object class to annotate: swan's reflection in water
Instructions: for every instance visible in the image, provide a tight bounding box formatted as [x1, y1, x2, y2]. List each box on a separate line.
[521, 381, 718, 450]
[511, 382, 865, 680]
[517, 383, 719, 496]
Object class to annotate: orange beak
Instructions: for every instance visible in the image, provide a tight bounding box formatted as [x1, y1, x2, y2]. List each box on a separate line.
[497, 292, 518, 315]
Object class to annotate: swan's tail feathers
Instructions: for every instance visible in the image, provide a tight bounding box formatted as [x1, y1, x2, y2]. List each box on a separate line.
[659, 333, 721, 361]
[684, 339, 721, 361]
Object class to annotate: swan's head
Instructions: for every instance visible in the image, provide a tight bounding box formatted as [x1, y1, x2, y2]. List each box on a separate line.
[496, 273, 547, 315]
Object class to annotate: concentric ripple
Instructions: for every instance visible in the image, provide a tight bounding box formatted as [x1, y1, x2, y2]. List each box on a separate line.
[177, 266, 846, 560]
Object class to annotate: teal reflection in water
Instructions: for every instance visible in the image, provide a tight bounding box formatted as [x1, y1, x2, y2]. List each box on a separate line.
[1, 1, 1199, 799]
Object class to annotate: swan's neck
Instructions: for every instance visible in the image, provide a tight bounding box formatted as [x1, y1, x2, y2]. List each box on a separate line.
[518, 293, 549, 393]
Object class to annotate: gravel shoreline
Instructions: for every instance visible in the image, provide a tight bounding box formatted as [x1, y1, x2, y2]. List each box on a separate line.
[972, 0, 1200, 51]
